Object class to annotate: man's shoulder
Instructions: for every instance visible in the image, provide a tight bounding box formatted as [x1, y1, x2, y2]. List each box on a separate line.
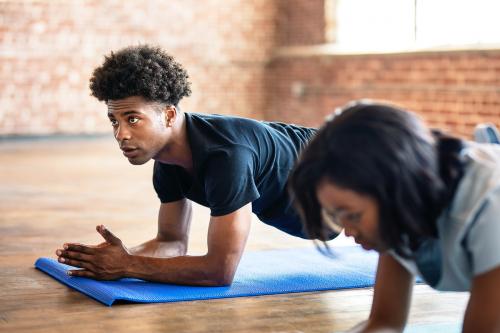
[186, 112, 261, 128]
[186, 112, 316, 160]
[187, 112, 315, 135]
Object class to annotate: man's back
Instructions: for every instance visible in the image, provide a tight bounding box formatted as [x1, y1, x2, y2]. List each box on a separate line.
[153, 113, 316, 237]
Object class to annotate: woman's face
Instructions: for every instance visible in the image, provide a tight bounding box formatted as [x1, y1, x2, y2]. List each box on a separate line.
[316, 178, 388, 252]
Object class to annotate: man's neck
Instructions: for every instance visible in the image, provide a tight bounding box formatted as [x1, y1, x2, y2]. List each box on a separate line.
[154, 112, 194, 173]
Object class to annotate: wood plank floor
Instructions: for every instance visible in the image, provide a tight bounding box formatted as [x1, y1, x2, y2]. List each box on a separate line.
[0, 137, 468, 332]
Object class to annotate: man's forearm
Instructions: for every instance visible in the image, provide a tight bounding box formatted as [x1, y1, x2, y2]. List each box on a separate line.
[125, 254, 232, 286]
[129, 238, 187, 258]
[124, 202, 250, 286]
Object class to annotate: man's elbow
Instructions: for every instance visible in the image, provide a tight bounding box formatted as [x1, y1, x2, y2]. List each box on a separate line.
[206, 263, 237, 286]
[210, 275, 234, 286]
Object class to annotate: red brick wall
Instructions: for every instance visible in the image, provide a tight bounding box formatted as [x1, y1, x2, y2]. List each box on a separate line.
[1, 0, 499, 138]
[0, 0, 277, 135]
[276, 0, 325, 46]
[266, 50, 500, 138]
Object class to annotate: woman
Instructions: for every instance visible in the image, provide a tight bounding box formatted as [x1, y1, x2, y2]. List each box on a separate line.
[289, 101, 500, 333]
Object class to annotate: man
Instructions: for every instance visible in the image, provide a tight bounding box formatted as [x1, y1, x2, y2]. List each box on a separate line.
[55, 45, 335, 286]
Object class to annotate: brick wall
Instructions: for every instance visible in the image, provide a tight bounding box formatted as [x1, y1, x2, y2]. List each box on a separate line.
[1, 0, 499, 137]
[0, 0, 277, 135]
[266, 50, 500, 138]
[276, 0, 325, 47]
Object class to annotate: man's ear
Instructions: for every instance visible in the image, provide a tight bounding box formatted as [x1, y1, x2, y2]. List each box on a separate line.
[164, 105, 177, 127]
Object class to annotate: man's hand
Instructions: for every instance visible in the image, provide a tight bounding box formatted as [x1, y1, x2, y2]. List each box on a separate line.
[55, 225, 131, 280]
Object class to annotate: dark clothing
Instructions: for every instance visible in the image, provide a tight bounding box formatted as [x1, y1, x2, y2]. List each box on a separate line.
[153, 113, 316, 238]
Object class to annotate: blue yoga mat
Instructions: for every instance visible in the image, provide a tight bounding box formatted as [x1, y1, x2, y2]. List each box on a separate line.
[35, 245, 379, 306]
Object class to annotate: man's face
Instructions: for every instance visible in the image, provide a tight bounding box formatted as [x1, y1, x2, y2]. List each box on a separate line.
[316, 178, 388, 253]
[107, 96, 170, 165]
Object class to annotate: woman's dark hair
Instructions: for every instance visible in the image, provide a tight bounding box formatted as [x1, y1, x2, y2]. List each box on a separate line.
[289, 101, 464, 258]
[89, 45, 192, 105]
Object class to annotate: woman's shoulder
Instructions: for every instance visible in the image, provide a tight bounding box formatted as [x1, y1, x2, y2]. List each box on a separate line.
[447, 142, 500, 221]
[463, 142, 500, 170]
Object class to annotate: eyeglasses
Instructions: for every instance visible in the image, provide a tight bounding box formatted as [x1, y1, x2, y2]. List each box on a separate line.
[321, 208, 362, 234]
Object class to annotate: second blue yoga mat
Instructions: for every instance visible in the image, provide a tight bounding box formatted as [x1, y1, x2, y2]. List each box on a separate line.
[35, 245, 379, 306]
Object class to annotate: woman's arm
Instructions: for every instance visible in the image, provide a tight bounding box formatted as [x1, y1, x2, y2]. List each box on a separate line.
[348, 253, 414, 333]
[463, 266, 500, 333]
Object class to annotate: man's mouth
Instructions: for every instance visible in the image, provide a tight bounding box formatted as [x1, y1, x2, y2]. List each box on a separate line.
[121, 147, 139, 157]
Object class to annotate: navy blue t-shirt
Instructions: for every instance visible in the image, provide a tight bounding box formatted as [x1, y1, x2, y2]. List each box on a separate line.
[153, 113, 316, 238]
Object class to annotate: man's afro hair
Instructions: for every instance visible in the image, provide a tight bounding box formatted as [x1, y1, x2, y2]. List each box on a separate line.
[90, 45, 191, 106]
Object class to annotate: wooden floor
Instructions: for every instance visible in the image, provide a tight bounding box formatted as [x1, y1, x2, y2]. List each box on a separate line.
[0, 137, 468, 332]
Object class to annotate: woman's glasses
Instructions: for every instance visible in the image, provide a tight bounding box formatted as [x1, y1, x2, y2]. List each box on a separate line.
[321, 208, 362, 234]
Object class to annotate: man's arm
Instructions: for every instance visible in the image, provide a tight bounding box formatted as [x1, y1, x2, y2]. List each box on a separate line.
[129, 199, 192, 258]
[462, 266, 500, 333]
[57, 203, 252, 286]
[348, 253, 414, 333]
[125, 203, 252, 285]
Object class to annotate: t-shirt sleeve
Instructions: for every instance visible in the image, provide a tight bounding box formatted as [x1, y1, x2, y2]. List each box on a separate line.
[152, 161, 185, 203]
[203, 147, 260, 216]
[466, 187, 500, 276]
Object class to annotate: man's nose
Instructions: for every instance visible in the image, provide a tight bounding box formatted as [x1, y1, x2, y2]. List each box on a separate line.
[115, 124, 131, 142]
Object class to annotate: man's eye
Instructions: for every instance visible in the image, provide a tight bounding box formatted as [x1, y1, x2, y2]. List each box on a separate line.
[110, 119, 118, 126]
[129, 117, 139, 124]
